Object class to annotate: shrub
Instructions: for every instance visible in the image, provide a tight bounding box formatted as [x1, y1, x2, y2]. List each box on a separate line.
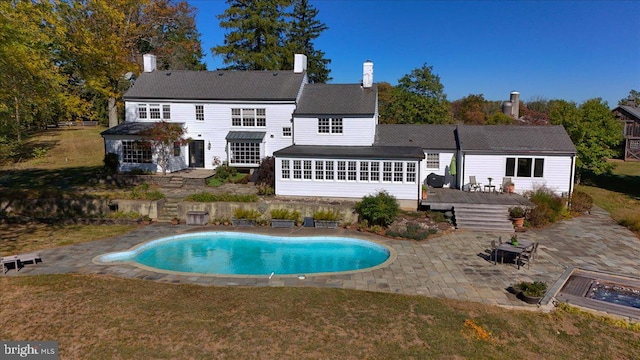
[185, 192, 258, 202]
[127, 168, 153, 175]
[527, 203, 553, 227]
[270, 208, 300, 221]
[125, 183, 165, 200]
[257, 184, 275, 196]
[31, 147, 47, 159]
[354, 191, 399, 227]
[514, 281, 548, 297]
[386, 224, 436, 241]
[570, 191, 593, 213]
[255, 156, 275, 187]
[526, 187, 566, 227]
[106, 211, 142, 219]
[233, 208, 262, 221]
[313, 209, 342, 221]
[426, 210, 447, 223]
[213, 164, 238, 180]
[103, 153, 119, 174]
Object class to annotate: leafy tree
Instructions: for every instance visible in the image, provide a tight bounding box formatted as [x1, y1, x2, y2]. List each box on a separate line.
[212, 0, 291, 70]
[452, 94, 486, 124]
[142, 121, 190, 175]
[486, 112, 513, 125]
[549, 98, 623, 176]
[284, 0, 330, 83]
[619, 89, 639, 106]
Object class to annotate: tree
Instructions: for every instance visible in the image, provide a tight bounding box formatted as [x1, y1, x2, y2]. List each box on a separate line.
[619, 89, 639, 106]
[550, 98, 623, 176]
[142, 121, 190, 175]
[452, 94, 486, 124]
[212, 0, 291, 70]
[284, 0, 330, 83]
[486, 112, 513, 125]
[379, 64, 451, 124]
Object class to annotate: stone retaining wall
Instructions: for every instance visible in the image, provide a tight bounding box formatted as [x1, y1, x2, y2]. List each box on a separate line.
[0, 198, 111, 218]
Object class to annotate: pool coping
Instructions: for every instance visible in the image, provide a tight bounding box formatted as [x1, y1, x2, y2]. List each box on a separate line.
[92, 230, 398, 279]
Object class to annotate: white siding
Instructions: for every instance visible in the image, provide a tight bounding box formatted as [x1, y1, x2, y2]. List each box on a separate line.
[420, 150, 456, 188]
[275, 158, 420, 201]
[292, 116, 376, 146]
[462, 153, 574, 195]
[102, 135, 188, 173]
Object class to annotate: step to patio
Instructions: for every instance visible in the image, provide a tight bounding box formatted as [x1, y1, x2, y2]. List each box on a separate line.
[454, 204, 515, 232]
[164, 176, 184, 188]
[158, 198, 180, 222]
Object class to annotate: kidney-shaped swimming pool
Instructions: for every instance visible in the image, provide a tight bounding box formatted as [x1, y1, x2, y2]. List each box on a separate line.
[94, 232, 393, 276]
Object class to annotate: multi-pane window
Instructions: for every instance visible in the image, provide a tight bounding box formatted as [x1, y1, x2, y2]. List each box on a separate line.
[138, 104, 148, 119]
[325, 161, 334, 180]
[229, 142, 260, 164]
[149, 104, 161, 119]
[283, 127, 292, 137]
[383, 162, 392, 182]
[293, 160, 302, 179]
[394, 162, 404, 182]
[360, 161, 369, 181]
[303, 160, 312, 180]
[163, 105, 171, 120]
[406, 163, 416, 183]
[315, 161, 324, 180]
[370, 162, 380, 181]
[195, 105, 204, 121]
[122, 140, 152, 163]
[426, 153, 439, 169]
[281, 160, 290, 179]
[506, 157, 544, 178]
[348, 161, 357, 181]
[337, 161, 346, 181]
[173, 141, 181, 156]
[318, 118, 343, 134]
[231, 108, 266, 127]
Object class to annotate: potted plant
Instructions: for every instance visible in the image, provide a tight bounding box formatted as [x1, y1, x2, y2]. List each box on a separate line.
[232, 208, 261, 226]
[510, 234, 518, 246]
[421, 184, 428, 199]
[509, 206, 525, 228]
[513, 281, 548, 304]
[313, 209, 342, 228]
[270, 208, 300, 228]
[171, 217, 180, 225]
[139, 215, 152, 225]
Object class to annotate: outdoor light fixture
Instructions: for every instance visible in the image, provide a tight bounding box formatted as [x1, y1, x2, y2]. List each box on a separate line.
[208, 141, 211, 150]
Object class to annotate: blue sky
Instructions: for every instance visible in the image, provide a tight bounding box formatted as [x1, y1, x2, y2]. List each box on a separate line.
[190, 0, 640, 107]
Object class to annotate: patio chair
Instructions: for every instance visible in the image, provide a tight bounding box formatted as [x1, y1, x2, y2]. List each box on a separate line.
[490, 240, 498, 264]
[519, 243, 538, 269]
[1, 255, 19, 274]
[469, 176, 482, 192]
[499, 177, 512, 193]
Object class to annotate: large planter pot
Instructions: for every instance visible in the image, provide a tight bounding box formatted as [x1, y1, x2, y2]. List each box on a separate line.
[232, 219, 256, 227]
[314, 220, 339, 229]
[517, 291, 544, 304]
[511, 217, 525, 228]
[271, 219, 295, 228]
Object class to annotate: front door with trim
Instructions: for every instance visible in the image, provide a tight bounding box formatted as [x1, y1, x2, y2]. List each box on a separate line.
[189, 140, 205, 168]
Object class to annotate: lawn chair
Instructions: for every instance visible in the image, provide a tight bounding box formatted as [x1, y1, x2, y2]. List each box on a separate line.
[519, 243, 538, 269]
[490, 240, 499, 264]
[499, 177, 513, 193]
[469, 176, 482, 192]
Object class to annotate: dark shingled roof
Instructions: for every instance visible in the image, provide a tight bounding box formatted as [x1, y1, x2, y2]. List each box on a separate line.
[614, 105, 640, 121]
[124, 70, 305, 101]
[225, 131, 266, 141]
[458, 125, 576, 154]
[294, 84, 377, 116]
[101, 121, 164, 136]
[273, 145, 424, 159]
[375, 124, 458, 150]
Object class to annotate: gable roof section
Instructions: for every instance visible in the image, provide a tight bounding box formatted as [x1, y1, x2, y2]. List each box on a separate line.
[458, 125, 576, 154]
[124, 70, 305, 101]
[613, 105, 640, 121]
[294, 84, 377, 116]
[375, 124, 458, 150]
[274, 145, 424, 160]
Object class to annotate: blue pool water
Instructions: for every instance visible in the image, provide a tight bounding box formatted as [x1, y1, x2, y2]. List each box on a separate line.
[96, 232, 391, 276]
[588, 282, 640, 309]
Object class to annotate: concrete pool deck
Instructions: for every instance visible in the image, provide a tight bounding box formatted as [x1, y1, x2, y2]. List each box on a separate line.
[4, 206, 640, 310]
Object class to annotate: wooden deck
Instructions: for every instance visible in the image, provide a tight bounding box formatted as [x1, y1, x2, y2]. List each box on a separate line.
[421, 188, 535, 210]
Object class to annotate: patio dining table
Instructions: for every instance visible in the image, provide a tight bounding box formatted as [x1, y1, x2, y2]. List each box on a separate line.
[496, 239, 533, 269]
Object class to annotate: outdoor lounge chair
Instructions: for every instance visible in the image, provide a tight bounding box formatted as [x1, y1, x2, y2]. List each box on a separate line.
[1, 252, 41, 274]
[519, 243, 538, 269]
[1, 255, 19, 274]
[469, 176, 482, 192]
[499, 177, 513, 193]
[490, 240, 498, 264]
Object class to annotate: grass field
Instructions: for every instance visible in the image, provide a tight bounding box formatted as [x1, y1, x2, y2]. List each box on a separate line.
[1, 275, 638, 359]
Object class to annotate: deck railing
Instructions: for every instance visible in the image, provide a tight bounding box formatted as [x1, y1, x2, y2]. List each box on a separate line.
[624, 123, 640, 138]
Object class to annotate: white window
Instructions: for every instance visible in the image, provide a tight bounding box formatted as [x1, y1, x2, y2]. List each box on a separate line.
[149, 104, 161, 119]
[394, 162, 404, 182]
[122, 140, 152, 163]
[360, 161, 369, 181]
[506, 157, 544, 178]
[303, 160, 312, 180]
[426, 153, 439, 169]
[232, 108, 266, 127]
[293, 160, 302, 179]
[229, 142, 260, 164]
[406, 162, 416, 183]
[281, 160, 290, 179]
[348, 161, 357, 181]
[283, 127, 292, 137]
[337, 161, 346, 181]
[370, 162, 380, 181]
[138, 104, 148, 119]
[163, 105, 171, 120]
[325, 161, 334, 180]
[383, 162, 392, 182]
[318, 118, 343, 134]
[315, 161, 324, 180]
[195, 105, 204, 121]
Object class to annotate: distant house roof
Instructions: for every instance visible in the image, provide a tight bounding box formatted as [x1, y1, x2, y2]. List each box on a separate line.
[101, 121, 168, 136]
[225, 131, 266, 141]
[273, 145, 425, 160]
[294, 84, 377, 116]
[457, 125, 576, 154]
[124, 70, 305, 101]
[375, 124, 458, 150]
[612, 105, 640, 121]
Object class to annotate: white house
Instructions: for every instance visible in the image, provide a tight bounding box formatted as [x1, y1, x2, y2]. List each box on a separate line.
[102, 54, 576, 208]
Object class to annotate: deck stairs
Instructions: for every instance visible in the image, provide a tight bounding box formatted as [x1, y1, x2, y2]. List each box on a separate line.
[158, 196, 181, 222]
[453, 204, 515, 232]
